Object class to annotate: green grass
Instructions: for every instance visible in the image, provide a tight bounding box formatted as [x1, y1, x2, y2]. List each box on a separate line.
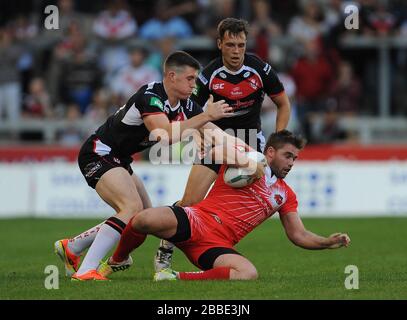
[0, 217, 406, 300]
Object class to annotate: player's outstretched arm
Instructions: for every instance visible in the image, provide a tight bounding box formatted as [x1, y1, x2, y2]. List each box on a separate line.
[280, 212, 351, 250]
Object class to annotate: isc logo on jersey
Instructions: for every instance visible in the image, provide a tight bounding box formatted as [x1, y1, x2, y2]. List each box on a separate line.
[212, 83, 225, 90]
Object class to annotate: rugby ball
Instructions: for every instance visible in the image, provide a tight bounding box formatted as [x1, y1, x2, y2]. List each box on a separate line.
[223, 151, 267, 188]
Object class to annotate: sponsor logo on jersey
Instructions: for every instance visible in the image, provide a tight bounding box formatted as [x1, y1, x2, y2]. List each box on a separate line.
[186, 99, 193, 111]
[243, 71, 250, 78]
[198, 73, 208, 85]
[231, 87, 243, 96]
[263, 63, 272, 75]
[212, 83, 225, 90]
[231, 99, 255, 111]
[150, 97, 164, 111]
[84, 162, 102, 178]
[219, 72, 227, 79]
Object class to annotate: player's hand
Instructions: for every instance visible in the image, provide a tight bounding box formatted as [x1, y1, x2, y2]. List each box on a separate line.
[327, 233, 351, 249]
[205, 94, 233, 121]
[253, 161, 266, 180]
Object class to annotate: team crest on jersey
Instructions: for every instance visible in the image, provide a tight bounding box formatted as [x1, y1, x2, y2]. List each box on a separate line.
[249, 78, 260, 90]
[219, 72, 227, 79]
[150, 97, 164, 111]
[243, 71, 250, 78]
[270, 189, 286, 208]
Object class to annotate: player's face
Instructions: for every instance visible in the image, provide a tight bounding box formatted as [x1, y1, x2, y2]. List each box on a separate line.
[218, 31, 247, 71]
[173, 66, 199, 100]
[268, 144, 299, 179]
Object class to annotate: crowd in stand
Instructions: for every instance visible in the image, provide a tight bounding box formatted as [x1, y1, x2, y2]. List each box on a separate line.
[0, 0, 406, 145]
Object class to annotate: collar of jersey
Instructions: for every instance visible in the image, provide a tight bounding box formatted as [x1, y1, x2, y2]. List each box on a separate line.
[265, 167, 277, 186]
[220, 64, 246, 75]
[158, 82, 182, 112]
[165, 100, 181, 111]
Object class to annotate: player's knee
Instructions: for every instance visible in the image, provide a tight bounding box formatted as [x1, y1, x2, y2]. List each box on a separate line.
[236, 266, 258, 280]
[132, 210, 153, 233]
[121, 200, 143, 216]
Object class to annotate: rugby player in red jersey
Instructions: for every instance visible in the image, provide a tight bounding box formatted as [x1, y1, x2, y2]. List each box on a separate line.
[101, 130, 350, 281]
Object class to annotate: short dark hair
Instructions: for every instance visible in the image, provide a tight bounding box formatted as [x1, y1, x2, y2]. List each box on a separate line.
[217, 18, 249, 40]
[265, 130, 307, 152]
[164, 51, 201, 73]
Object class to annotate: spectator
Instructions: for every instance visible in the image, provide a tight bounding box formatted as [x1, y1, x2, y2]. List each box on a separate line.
[58, 32, 102, 114]
[288, 0, 325, 43]
[22, 77, 53, 118]
[139, 0, 194, 40]
[84, 89, 113, 135]
[110, 45, 161, 106]
[93, 0, 137, 40]
[145, 36, 178, 75]
[250, 0, 282, 61]
[250, 0, 282, 39]
[290, 38, 334, 142]
[57, 104, 85, 145]
[9, 15, 39, 93]
[196, 0, 237, 38]
[0, 27, 22, 123]
[93, 0, 138, 83]
[329, 61, 362, 115]
[362, 0, 398, 36]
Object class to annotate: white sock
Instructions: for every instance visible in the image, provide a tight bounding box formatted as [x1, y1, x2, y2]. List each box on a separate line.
[76, 218, 125, 275]
[68, 222, 105, 256]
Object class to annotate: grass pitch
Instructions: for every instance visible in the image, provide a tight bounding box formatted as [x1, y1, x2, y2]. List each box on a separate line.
[0, 217, 406, 300]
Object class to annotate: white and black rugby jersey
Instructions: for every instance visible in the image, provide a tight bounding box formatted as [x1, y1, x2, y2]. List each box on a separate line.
[94, 82, 203, 157]
[192, 53, 285, 131]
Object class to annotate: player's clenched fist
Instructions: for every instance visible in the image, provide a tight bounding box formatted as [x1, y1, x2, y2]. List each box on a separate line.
[327, 233, 351, 249]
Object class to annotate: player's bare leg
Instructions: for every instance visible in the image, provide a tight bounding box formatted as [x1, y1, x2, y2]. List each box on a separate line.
[154, 164, 217, 272]
[57, 173, 151, 278]
[102, 207, 178, 277]
[156, 253, 258, 281]
[132, 174, 152, 210]
[72, 168, 144, 280]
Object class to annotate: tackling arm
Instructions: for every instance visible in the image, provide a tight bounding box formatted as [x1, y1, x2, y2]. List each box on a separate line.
[280, 212, 351, 250]
[201, 122, 265, 179]
[144, 95, 232, 144]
